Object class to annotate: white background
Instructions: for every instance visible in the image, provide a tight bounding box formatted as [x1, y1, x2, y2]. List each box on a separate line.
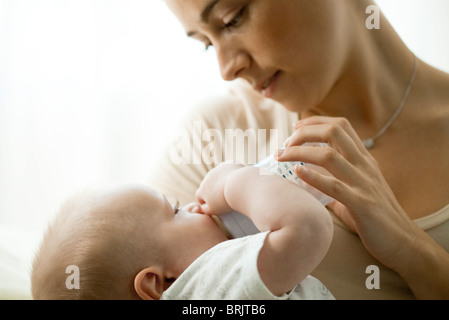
[1, 0, 449, 298]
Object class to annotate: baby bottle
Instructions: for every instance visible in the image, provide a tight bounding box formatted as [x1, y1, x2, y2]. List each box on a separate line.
[215, 143, 335, 239]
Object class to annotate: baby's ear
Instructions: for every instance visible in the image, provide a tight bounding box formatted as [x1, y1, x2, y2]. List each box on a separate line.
[134, 267, 166, 300]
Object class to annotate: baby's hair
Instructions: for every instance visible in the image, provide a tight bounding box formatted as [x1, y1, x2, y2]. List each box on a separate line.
[31, 189, 157, 300]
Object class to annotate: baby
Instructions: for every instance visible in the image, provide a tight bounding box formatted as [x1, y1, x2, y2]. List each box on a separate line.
[31, 162, 334, 300]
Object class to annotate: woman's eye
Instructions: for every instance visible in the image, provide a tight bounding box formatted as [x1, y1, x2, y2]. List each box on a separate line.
[197, 6, 248, 51]
[223, 6, 246, 30]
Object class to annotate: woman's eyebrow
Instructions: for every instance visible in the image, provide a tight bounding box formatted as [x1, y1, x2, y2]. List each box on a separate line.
[187, 0, 222, 37]
[201, 0, 222, 23]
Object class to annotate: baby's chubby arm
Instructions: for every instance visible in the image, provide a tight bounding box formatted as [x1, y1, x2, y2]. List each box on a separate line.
[196, 163, 333, 297]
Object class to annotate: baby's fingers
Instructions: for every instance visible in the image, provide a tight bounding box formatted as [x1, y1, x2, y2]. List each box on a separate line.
[199, 203, 213, 215]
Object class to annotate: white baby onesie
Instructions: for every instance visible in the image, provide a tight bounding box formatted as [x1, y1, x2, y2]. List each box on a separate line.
[160, 231, 334, 300]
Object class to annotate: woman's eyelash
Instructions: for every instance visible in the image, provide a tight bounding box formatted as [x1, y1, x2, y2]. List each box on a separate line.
[223, 6, 246, 29]
[203, 6, 247, 51]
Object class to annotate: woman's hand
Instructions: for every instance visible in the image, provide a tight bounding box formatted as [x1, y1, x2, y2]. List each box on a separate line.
[195, 162, 244, 215]
[275, 116, 423, 273]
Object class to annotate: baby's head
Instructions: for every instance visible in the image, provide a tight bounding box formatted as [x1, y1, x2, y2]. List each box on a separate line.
[31, 184, 227, 300]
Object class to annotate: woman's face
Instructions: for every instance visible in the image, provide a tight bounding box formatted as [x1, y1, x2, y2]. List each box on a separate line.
[166, 0, 349, 112]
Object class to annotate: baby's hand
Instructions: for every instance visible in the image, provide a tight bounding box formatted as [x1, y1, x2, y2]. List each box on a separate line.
[195, 162, 244, 215]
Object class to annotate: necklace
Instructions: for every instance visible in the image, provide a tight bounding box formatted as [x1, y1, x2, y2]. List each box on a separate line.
[362, 56, 419, 149]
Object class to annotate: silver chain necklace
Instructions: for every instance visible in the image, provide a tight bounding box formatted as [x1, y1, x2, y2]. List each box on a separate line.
[362, 56, 419, 149]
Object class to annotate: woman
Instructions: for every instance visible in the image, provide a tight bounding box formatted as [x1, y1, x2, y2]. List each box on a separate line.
[151, 0, 449, 299]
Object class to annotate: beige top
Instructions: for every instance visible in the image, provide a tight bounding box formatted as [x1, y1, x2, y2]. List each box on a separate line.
[149, 80, 449, 300]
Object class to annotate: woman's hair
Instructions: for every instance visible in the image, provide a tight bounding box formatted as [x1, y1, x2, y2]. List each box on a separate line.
[31, 192, 155, 300]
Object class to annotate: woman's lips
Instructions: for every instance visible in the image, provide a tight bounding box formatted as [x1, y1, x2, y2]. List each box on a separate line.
[256, 71, 282, 98]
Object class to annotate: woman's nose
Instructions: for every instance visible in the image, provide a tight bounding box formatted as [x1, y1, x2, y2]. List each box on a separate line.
[216, 44, 250, 81]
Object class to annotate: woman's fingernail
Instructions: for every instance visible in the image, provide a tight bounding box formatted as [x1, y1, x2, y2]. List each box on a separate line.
[275, 149, 284, 159]
[283, 137, 292, 147]
[296, 164, 307, 174]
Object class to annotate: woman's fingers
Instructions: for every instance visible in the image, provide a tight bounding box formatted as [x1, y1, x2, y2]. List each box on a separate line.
[277, 116, 381, 209]
[294, 163, 355, 206]
[282, 116, 380, 182]
[327, 201, 358, 232]
[294, 116, 363, 146]
[291, 116, 369, 157]
[275, 116, 435, 275]
[277, 145, 355, 183]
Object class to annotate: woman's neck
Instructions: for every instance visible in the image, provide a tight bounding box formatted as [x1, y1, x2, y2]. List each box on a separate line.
[302, 6, 417, 142]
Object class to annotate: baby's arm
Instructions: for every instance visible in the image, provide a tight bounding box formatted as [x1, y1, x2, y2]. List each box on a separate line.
[197, 164, 333, 296]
